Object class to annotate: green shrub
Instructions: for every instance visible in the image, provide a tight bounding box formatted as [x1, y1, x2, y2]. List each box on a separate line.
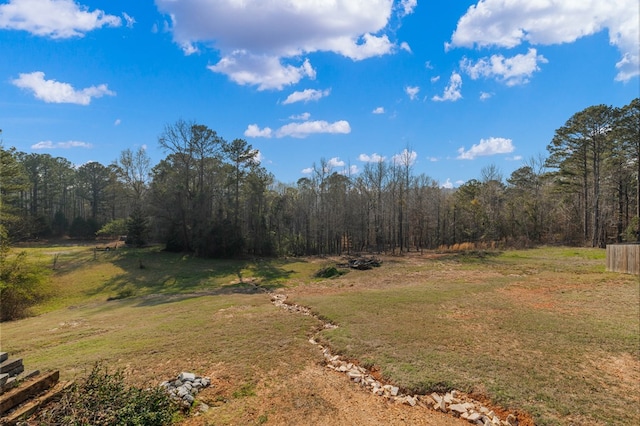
[37, 364, 179, 425]
[314, 266, 346, 279]
[0, 229, 50, 321]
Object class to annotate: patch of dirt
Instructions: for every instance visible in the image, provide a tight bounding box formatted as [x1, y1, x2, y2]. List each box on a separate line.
[584, 352, 640, 396]
[183, 362, 469, 426]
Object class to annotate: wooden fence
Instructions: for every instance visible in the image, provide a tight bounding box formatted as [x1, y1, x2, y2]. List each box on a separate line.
[606, 244, 640, 275]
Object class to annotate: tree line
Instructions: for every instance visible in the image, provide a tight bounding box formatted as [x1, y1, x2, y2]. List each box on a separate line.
[1, 99, 638, 258]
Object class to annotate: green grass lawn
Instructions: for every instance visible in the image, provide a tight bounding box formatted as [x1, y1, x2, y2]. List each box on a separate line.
[294, 248, 640, 426]
[1, 245, 638, 425]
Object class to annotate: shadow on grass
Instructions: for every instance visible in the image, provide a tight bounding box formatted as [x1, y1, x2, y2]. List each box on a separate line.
[88, 248, 302, 305]
[444, 250, 503, 263]
[132, 282, 277, 307]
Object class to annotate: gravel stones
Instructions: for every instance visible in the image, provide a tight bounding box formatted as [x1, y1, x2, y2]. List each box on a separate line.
[160, 372, 211, 406]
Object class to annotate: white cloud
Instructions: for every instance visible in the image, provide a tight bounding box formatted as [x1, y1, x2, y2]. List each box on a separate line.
[448, 0, 639, 82]
[372, 107, 385, 114]
[282, 88, 330, 104]
[425, 61, 434, 69]
[392, 149, 417, 166]
[114, 119, 121, 126]
[0, 0, 121, 38]
[457, 137, 514, 160]
[405, 85, 420, 100]
[244, 124, 273, 138]
[359, 153, 386, 163]
[32, 140, 92, 149]
[123, 12, 135, 28]
[156, 0, 410, 89]
[461, 48, 548, 86]
[208, 53, 315, 91]
[328, 32, 395, 61]
[432, 72, 462, 102]
[289, 112, 311, 121]
[399, 0, 417, 16]
[507, 155, 523, 161]
[276, 120, 351, 138]
[12, 71, 115, 105]
[327, 157, 346, 168]
[441, 178, 454, 189]
[246, 120, 351, 139]
[479, 91, 493, 101]
[301, 167, 313, 174]
[427, 156, 438, 162]
[400, 41, 412, 53]
[430, 75, 440, 83]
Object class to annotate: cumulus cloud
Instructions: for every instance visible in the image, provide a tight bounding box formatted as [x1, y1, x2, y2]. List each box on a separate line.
[0, 0, 122, 38]
[405, 85, 420, 100]
[244, 124, 273, 138]
[12, 71, 115, 105]
[359, 153, 386, 163]
[461, 48, 548, 86]
[457, 137, 514, 160]
[372, 107, 385, 114]
[327, 157, 346, 168]
[430, 75, 440, 83]
[156, 0, 411, 89]
[32, 140, 92, 149]
[441, 178, 454, 189]
[432, 72, 462, 102]
[448, 0, 639, 82]
[245, 120, 351, 139]
[392, 149, 417, 166]
[276, 120, 351, 138]
[282, 88, 330, 104]
[208, 54, 316, 91]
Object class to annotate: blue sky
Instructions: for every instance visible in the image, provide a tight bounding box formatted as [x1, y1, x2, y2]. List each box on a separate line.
[1, 0, 638, 187]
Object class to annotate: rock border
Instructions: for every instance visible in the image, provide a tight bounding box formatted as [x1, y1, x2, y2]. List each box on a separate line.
[271, 293, 520, 426]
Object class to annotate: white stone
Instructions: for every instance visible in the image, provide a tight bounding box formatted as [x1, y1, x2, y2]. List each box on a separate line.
[449, 403, 468, 414]
[468, 413, 482, 422]
[179, 372, 196, 382]
[347, 371, 361, 380]
[390, 386, 399, 397]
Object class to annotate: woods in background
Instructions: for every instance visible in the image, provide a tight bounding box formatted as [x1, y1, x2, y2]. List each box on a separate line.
[1, 99, 638, 257]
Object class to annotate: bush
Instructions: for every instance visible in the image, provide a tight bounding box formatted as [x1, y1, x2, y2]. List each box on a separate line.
[314, 266, 346, 279]
[97, 218, 128, 238]
[0, 228, 50, 321]
[37, 364, 179, 425]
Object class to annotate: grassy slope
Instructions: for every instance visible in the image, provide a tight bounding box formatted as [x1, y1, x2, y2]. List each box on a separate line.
[295, 248, 640, 426]
[1, 245, 638, 425]
[0, 245, 323, 424]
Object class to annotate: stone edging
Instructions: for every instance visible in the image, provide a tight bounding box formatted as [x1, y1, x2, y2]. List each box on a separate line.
[270, 293, 520, 426]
